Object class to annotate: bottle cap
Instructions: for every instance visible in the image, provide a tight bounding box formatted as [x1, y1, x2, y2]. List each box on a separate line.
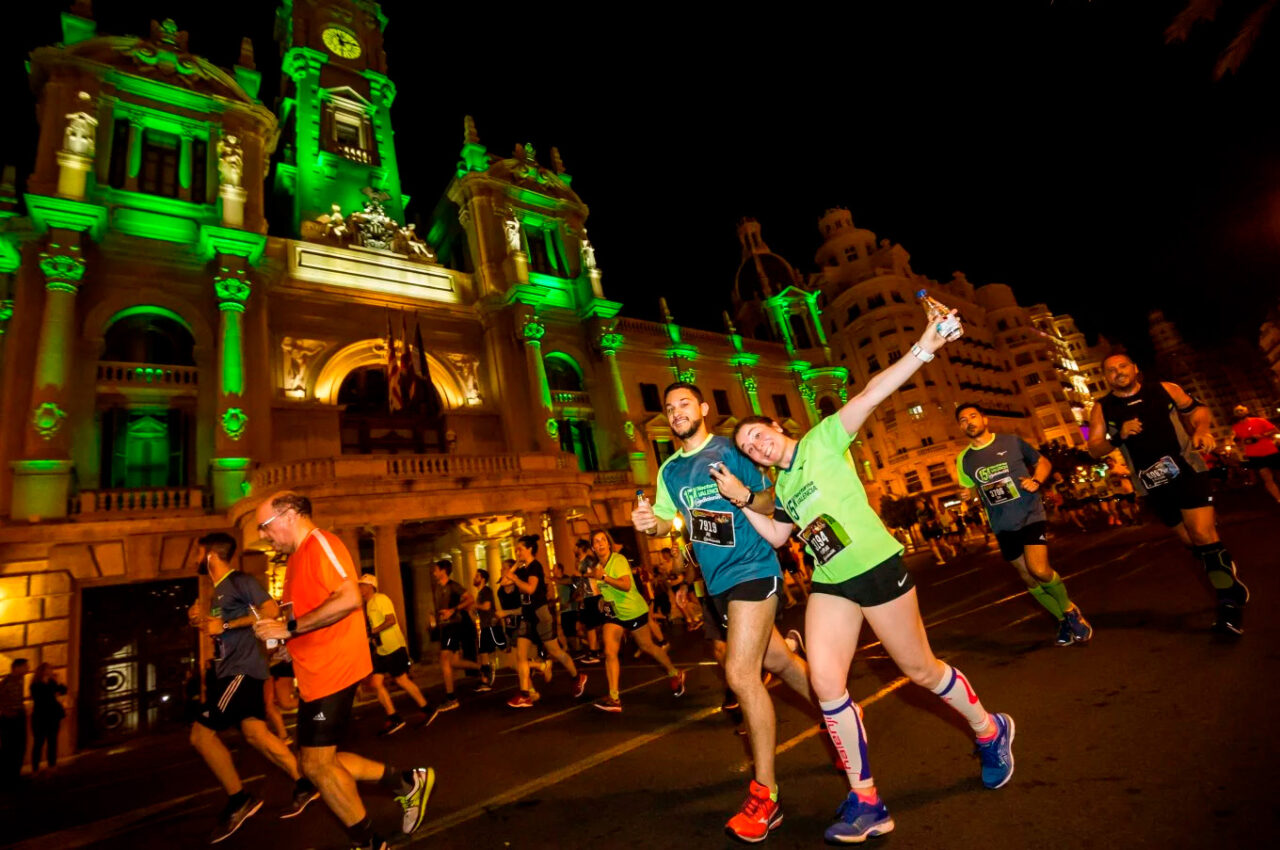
[635, 489, 646, 498]
[915, 289, 928, 298]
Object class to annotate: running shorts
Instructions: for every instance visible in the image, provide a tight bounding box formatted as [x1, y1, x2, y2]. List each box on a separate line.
[296, 681, 357, 748]
[995, 521, 1050, 562]
[1244, 454, 1280, 471]
[441, 622, 476, 654]
[372, 646, 411, 678]
[269, 661, 294, 680]
[195, 674, 265, 731]
[560, 610, 578, 637]
[604, 611, 650, 631]
[652, 593, 672, 617]
[811, 554, 914, 608]
[479, 624, 507, 654]
[517, 604, 556, 644]
[705, 576, 781, 640]
[1145, 470, 1213, 527]
[579, 595, 605, 629]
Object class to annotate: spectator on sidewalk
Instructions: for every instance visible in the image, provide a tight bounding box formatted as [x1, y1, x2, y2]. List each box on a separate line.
[29, 663, 66, 775]
[0, 658, 29, 789]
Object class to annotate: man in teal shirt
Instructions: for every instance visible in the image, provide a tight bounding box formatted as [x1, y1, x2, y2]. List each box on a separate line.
[633, 382, 809, 843]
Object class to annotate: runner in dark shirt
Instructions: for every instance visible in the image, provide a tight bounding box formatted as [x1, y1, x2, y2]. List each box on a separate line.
[1089, 353, 1249, 635]
[505, 536, 587, 708]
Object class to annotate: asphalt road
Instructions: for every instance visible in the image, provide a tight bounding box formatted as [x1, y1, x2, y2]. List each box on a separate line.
[4, 493, 1279, 849]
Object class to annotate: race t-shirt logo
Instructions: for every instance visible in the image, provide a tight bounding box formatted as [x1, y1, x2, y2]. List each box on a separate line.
[974, 461, 1010, 484]
[785, 481, 819, 519]
[679, 483, 722, 510]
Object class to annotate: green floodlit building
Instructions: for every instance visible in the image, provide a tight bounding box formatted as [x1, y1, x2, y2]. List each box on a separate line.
[0, 0, 849, 753]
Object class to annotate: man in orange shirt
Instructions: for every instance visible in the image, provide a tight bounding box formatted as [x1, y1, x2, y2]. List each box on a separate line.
[252, 492, 435, 850]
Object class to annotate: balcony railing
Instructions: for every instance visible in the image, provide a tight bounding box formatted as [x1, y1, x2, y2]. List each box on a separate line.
[250, 452, 578, 493]
[591, 470, 634, 486]
[72, 486, 211, 518]
[552, 390, 592, 406]
[97, 361, 199, 390]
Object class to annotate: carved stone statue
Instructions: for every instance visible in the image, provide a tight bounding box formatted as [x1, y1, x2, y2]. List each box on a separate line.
[281, 337, 327, 395]
[216, 134, 243, 188]
[320, 203, 348, 241]
[392, 223, 434, 260]
[581, 229, 597, 271]
[63, 92, 97, 157]
[444, 352, 482, 405]
[503, 210, 522, 255]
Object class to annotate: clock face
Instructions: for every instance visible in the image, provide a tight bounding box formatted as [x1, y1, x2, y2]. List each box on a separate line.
[321, 27, 362, 59]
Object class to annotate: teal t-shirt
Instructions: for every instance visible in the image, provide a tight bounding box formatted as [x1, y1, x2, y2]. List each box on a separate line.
[653, 434, 779, 596]
[956, 433, 1046, 533]
[774, 415, 904, 583]
[600, 553, 649, 621]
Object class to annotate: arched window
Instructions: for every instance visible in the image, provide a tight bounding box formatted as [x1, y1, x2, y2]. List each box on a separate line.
[544, 353, 584, 393]
[818, 396, 838, 418]
[102, 310, 195, 365]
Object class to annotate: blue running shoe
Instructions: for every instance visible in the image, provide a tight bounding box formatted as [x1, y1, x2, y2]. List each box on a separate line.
[976, 712, 1015, 789]
[823, 793, 894, 844]
[1064, 607, 1093, 644]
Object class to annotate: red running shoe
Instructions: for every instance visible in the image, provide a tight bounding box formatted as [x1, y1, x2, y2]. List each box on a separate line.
[725, 780, 782, 843]
[670, 670, 686, 697]
[572, 673, 588, 699]
[506, 693, 535, 709]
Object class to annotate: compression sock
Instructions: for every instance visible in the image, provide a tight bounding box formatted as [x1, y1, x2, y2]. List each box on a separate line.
[931, 663, 994, 737]
[378, 764, 414, 795]
[1041, 573, 1073, 614]
[820, 692, 875, 793]
[1193, 543, 1248, 605]
[344, 816, 374, 845]
[1028, 585, 1064, 619]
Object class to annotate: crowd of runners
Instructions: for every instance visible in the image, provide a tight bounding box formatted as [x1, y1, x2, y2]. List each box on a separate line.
[43, 303, 1260, 848]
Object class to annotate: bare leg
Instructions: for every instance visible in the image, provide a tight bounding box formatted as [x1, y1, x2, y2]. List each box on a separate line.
[725, 596, 781, 791]
[515, 637, 534, 693]
[263, 679, 288, 741]
[301, 746, 366, 828]
[761, 626, 810, 701]
[1259, 467, 1280, 502]
[369, 674, 395, 716]
[241, 718, 301, 780]
[190, 722, 242, 795]
[393, 673, 428, 709]
[602, 623, 623, 696]
[632, 625, 679, 676]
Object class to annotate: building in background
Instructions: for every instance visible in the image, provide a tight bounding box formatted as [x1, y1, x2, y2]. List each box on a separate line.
[0, 1, 822, 755]
[1149, 310, 1278, 439]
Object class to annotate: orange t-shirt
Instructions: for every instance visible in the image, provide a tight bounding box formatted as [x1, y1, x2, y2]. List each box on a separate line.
[282, 529, 373, 702]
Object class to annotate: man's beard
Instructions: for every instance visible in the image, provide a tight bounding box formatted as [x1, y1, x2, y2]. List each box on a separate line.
[673, 416, 702, 440]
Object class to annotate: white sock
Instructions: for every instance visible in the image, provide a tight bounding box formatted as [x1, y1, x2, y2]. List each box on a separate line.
[820, 692, 874, 791]
[930, 664, 993, 736]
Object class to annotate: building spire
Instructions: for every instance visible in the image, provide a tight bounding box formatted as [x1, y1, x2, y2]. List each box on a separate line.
[238, 37, 256, 69]
[457, 115, 488, 176]
[463, 115, 479, 145]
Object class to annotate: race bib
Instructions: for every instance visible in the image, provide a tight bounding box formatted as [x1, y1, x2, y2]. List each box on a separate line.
[1139, 456, 1181, 489]
[798, 514, 851, 566]
[689, 509, 735, 547]
[980, 476, 1020, 506]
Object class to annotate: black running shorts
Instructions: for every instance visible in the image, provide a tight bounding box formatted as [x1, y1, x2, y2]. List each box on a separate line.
[1244, 453, 1280, 471]
[195, 674, 266, 731]
[995, 521, 1049, 562]
[811, 554, 914, 608]
[479, 624, 506, 654]
[560, 610, 578, 637]
[517, 604, 556, 644]
[604, 611, 650, 631]
[579, 595, 605, 629]
[372, 646, 411, 678]
[1145, 470, 1214, 527]
[441, 622, 476, 654]
[269, 661, 294, 680]
[705, 576, 781, 640]
[297, 681, 357, 749]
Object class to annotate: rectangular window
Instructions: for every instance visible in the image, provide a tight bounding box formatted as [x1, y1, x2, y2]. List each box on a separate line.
[190, 139, 208, 204]
[1015, 351, 1034, 366]
[1031, 393, 1051, 407]
[873, 451, 883, 469]
[139, 130, 179, 198]
[652, 438, 675, 465]
[1024, 373, 1041, 387]
[927, 462, 950, 486]
[858, 337, 871, 348]
[891, 291, 905, 303]
[639, 382, 662, 413]
[772, 393, 792, 419]
[1039, 413, 1059, 428]
[866, 355, 881, 373]
[908, 404, 925, 420]
[867, 294, 886, 310]
[713, 389, 732, 416]
[921, 436, 935, 446]
[904, 469, 923, 493]
[879, 328, 896, 338]
[882, 407, 897, 428]
[846, 304, 862, 324]
[887, 349, 902, 364]
[108, 118, 130, 188]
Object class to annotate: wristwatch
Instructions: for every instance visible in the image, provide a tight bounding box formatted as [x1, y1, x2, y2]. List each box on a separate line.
[286, 617, 298, 638]
[910, 343, 934, 363]
[733, 488, 754, 508]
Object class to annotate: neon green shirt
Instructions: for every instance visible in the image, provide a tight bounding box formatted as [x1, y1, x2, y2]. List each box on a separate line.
[600, 553, 649, 621]
[366, 592, 406, 655]
[774, 415, 904, 583]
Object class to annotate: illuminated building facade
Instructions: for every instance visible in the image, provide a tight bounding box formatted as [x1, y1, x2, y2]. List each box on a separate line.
[0, 1, 824, 753]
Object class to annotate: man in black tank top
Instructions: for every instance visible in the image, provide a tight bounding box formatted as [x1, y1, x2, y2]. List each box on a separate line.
[1087, 353, 1249, 635]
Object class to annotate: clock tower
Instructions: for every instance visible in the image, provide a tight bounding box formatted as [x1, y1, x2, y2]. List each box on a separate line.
[271, 0, 406, 236]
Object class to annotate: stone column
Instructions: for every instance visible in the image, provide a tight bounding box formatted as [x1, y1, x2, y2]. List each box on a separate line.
[597, 327, 649, 484]
[124, 120, 142, 192]
[10, 234, 86, 520]
[483, 538, 503, 581]
[458, 543, 479, 593]
[798, 380, 820, 426]
[336, 527, 362, 566]
[549, 508, 576, 573]
[518, 312, 559, 452]
[177, 130, 193, 202]
[210, 259, 252, 509]
[741, 374, 763, 416]
[373, 524, 407, 632]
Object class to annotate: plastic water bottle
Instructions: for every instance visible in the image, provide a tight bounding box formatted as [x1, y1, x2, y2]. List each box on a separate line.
[916, 289, 963, 341]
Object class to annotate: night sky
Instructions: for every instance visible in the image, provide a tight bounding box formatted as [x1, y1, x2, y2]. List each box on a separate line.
[5, 1, 1278, 364]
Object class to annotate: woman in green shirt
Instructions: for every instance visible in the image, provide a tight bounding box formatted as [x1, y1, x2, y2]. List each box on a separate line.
[588, 529, 686, 714]
[713, 312, 1015, 844]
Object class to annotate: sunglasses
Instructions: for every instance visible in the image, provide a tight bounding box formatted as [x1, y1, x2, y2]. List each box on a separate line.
[257, 509, 290, 533]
